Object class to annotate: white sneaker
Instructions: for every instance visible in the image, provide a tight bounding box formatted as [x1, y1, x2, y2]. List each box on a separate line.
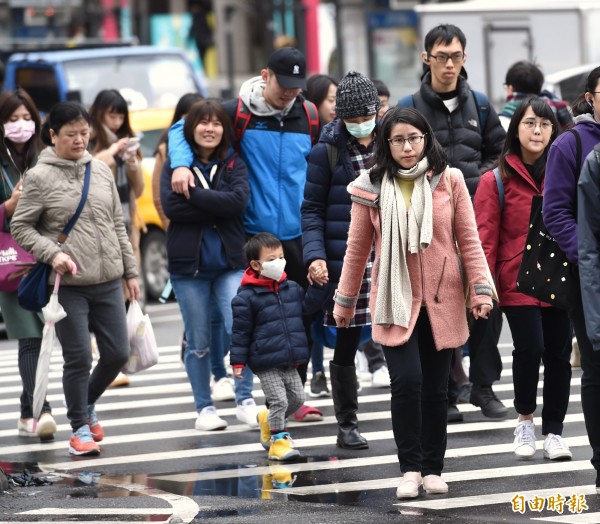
[195, 406, 227, 431]
[543, 433, 572, 460]
[236, 398, 260, 428]
[212, 377, 235, 401]
[355, 350, 370, 380]
[371, 365, 390, 388]
[513, 420, 536, 458]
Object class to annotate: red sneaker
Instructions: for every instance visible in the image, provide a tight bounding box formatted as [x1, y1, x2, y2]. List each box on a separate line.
[87, 404, 104, 442]
[292, 404, 323, 422]
[69, 425, 100, 456]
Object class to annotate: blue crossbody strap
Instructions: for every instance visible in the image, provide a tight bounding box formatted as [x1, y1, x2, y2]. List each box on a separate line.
[57, 162, 91, 245]
[493, 167, 504, 213]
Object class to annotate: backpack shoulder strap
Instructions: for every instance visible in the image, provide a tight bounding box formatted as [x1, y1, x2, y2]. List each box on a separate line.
[302, 100, 320, 145]
[233, 98, 252, 153]
[471, 90, 490, 132]
[493, 167, 504, 213]
[397, 94, 415, 108]
[325, 143, 339, 173]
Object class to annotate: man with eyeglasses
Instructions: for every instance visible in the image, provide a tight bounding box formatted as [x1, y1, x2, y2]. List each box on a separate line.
[399, 24, 507, 423]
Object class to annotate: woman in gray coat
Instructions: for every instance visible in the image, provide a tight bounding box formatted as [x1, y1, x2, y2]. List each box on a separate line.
[11, 102, 139, 457]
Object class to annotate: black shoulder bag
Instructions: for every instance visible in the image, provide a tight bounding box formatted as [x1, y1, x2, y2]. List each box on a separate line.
[515, 129, 581, 311]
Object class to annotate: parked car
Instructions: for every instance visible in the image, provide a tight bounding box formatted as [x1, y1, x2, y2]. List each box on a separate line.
[543, 63, 600, 105]
[3, 45, 207, 113]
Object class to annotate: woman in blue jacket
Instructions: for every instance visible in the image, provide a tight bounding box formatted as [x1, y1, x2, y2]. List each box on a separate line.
[160, 99, 256, 432]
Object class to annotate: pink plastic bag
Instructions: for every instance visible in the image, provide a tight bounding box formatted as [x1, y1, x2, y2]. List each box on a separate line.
[122, 300, 159, 374]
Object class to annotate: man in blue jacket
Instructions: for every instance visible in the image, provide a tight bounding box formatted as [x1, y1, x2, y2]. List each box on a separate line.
[168, 47, 323, 422]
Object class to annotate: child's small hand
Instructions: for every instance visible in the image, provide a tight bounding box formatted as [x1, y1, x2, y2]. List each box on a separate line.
[233, 367, 244, 379]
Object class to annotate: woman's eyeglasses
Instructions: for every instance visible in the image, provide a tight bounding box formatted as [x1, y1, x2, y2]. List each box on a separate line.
[520, 119, 553, 131]
[388, 135, 426, 147]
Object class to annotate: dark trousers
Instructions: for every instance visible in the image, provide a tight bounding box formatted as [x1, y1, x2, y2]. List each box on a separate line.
[332, 326, 363, 367]
[281, 236, 312, 385]
[503, 305, 572, 436]
[468, 303, 503, 385]
[383, 309, 453, 476]
[570, 297, 600, 472]
[55, 279, 129, 431]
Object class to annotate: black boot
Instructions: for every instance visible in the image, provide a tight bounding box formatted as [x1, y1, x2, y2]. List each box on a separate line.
[329, 361, 369, 449]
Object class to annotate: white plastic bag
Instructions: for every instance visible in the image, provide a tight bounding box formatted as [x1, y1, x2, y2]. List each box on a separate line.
[123, 300, 159, 374]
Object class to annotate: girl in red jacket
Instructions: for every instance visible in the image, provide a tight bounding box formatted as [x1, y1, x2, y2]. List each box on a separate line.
[333, 107, 493, 499]
[474, 96, 572, 461]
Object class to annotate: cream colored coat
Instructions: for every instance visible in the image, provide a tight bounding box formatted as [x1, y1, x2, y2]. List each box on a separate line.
[333, 167, 492, 350]
[11, 148, 138, 286]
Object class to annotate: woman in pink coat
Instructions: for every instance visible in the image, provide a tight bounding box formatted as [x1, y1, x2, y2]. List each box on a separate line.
[333, 107, 493, 499]
[474, 96, 572, 462]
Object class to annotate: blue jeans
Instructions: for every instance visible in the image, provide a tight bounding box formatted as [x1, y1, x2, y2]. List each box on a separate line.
[210, 303, 254, 402]
[172, 269, 253, 412]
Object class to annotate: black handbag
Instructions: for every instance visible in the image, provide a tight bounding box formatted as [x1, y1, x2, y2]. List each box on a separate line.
[516, 194, 580, 311]
[17, 163, 91, 311]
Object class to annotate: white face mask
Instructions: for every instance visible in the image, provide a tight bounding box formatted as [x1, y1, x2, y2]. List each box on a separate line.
[345, 117, 376, 139]
[260, 258, 286, 281]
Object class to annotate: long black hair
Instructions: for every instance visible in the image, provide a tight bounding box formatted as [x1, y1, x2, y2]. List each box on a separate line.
[499, 96, 558, 184]
[155, 92, 204, 154]
[571, 66, 600, 117]
[369, 106, 447, 184]
[0, 88, 43, 171]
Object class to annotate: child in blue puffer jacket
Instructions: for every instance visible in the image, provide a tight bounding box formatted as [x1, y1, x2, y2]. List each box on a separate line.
[231, 232, 309, 461]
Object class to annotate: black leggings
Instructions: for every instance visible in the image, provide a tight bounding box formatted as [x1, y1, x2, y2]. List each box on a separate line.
[332, 326, 364, 367]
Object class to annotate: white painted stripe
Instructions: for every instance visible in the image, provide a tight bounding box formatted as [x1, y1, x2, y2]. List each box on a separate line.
[531, 512, 600, 523]
[274, 462, 595, 497]
[17, 474, 203, 524]
[35, 414, 588, 471]
[397, 484, 597, 511]
[150, 433, 591, 483]
[19, 508, 175, 515]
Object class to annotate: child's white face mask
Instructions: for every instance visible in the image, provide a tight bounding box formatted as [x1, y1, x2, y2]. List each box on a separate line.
[260, 258, 286, 281]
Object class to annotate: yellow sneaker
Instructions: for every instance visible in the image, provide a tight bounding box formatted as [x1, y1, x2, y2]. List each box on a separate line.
[270, 465, 296, 489]
[257, 409, 271, 450]
[268, 431, 300, 461]
[261, 473, 273, 500]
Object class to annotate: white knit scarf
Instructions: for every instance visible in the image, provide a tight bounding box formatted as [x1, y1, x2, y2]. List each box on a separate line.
[375, 157, 433, 328]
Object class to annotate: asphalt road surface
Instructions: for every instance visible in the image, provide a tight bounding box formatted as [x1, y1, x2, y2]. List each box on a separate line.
[0, 302, 597, 523]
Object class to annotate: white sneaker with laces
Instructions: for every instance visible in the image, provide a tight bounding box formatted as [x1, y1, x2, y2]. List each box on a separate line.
[513, 420, 536, 458]
[236, 398, 260, 428]
[195, 406, 227, 431]
[543, 433, 572, 460]
[371, 365, 390, 388]
[212, 377, 235, 401]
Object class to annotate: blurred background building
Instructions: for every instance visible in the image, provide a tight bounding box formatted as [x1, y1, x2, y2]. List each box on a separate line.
[0, 0, 461, 99]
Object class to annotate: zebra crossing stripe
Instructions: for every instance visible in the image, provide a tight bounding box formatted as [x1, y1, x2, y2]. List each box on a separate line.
[531, 511, 600, 523]
[272, 462, 594, 497]
[396, 484, 596, 511]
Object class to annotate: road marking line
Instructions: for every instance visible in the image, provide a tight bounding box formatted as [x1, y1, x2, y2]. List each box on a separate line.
[531, 512, 600, 523]
[273, 462, 595, 497]
[397, 484, 596, 510]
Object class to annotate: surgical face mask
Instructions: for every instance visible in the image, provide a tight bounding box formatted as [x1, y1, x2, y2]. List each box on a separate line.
[3, 119, 36, 144]
[344, 117, 376, 139]
[260, 258, 286, 281]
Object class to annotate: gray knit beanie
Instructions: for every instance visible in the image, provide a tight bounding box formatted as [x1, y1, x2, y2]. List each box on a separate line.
[335, 71, 381, 120]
